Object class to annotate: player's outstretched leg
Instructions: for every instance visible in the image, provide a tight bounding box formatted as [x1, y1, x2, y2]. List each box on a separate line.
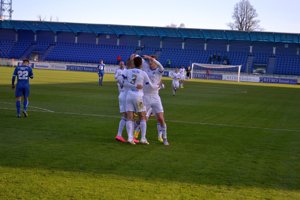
[23, 98, 29, 117]
[172, 87, 176, 96]
[99, 75, 104, 86]
[161, 124, 169, 146]
[16, 99, 21, 118]
[156, 113, 169, 146]
[115, 116, 127, 143]
[157, 123, 163, 143]
[134, 121, 140, 139]
[140, 119, 149, 145]
[126, 119, 135, 145]
[125, 111, 136, 145]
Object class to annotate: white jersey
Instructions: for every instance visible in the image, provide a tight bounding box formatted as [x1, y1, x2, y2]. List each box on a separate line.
[124, 68, 153, 97]
[116, 69, 127, 113]
[124, 68, 155, 113]
[115, 68, 125, 93]
[143, 60, 164, 95]
[180, 68, 186, 79]
[171, 71, 181, 89]
[142, 59, 165, 114]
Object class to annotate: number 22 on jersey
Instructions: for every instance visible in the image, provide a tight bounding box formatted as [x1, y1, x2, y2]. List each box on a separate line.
[18, 71, 29, 80]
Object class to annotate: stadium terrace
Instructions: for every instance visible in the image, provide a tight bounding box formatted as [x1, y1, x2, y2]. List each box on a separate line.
[0, 20, 300, 76]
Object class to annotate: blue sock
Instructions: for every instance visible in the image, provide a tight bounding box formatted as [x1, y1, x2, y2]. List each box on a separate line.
[23, 99, 28, 112]
[16, 101, 21, 115]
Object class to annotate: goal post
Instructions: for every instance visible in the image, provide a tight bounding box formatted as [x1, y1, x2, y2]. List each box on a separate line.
[191, 63, 242, 82]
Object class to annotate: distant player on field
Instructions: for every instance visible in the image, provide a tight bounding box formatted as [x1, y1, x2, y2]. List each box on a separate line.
[97, 59, 105, 86]
[186, 66, 191, 79]
[179, 66, 186, 88]
[170, 68, 181, 96]
[12, 59, 34, 118]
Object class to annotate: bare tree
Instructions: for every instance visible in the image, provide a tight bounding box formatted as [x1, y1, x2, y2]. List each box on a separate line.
[228, 0, 262, 31]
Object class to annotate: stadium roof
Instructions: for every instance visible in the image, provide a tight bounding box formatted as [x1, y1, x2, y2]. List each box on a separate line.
[0, 20, 299, 44]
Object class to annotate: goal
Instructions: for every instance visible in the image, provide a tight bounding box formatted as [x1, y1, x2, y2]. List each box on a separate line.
[191, 63, 242, 82]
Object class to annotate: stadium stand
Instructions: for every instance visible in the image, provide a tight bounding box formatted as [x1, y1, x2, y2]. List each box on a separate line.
[0, 20, 299, 75]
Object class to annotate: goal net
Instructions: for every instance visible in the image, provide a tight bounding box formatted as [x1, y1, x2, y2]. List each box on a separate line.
[191, 63, 242, 82]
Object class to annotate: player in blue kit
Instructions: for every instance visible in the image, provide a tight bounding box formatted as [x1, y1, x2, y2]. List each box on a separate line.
[97, 59, 105, 86]
[12, 59, 34, 118]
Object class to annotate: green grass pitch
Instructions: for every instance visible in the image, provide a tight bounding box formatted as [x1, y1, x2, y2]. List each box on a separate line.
[0, 66, 300, 199]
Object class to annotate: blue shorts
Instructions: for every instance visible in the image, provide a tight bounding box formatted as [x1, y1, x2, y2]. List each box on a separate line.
[15, 85, 30, 98]
[98, 72, 104, 77]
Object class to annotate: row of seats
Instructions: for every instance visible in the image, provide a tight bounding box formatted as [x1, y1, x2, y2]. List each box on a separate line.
[0, 38, 300, 75]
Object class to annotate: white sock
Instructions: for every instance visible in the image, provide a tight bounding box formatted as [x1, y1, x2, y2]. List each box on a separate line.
[161, 124, 167, 139]
[126, 120, 134, 141]
[117, 117, 126, 137]
[146, 108, 152, 119]
[140, 120, 147, 140]
[157, 123, 162, 137]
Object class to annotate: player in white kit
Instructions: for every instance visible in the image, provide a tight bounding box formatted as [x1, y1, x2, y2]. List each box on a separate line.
[171, 68, 181, 96]
[114, 61, 126, 93]
[124, 56, 157, 145]
[115, 60, 134, 143]
[179, 66, 186, 88]
[142, 55, 169, 145]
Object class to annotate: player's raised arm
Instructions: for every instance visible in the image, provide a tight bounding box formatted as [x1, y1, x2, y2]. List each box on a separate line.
[143, 55, 164, 72]
[153, 58, 164, 72]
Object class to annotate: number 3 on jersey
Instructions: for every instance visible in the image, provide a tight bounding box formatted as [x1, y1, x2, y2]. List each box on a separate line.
[18, 71, 29, 80]
[130, 74, 137, 85]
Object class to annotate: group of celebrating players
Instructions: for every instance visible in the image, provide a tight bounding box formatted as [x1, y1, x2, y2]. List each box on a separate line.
[113, 54, 169, 145]
[11, 56, 189, 146]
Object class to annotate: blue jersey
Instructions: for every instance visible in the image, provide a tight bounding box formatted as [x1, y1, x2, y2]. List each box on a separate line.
[13, 65, 33, 97]
[13, 65, 33, 86]
[98, 64, 105, 75]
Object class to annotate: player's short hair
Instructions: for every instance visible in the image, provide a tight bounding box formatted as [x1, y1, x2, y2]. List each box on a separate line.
[22, 59, 30, 64]
[150, 55, 157, 59]
[134, 57, 142, 68]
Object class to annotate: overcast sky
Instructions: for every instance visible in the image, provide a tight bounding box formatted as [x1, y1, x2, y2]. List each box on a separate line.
[11, 0, 300, 33]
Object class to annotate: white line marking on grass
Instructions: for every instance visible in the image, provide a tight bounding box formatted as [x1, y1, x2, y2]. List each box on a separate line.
[0, 102, 54, 113]
[28, 105, 54, 113]
[0, 107, 299, 133]
[168, 119, 300, 133]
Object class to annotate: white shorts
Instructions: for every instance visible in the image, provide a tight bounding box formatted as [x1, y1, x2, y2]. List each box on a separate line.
[172, 80, 180, 89]
[118, 92, 126, 113]
[126, 94, 146, 113]
[143, 94, 164, 114]
[180, 75, 185, 80]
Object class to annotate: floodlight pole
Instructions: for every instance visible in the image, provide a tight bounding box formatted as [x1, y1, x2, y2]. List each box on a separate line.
[0, 0, 13, 20]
